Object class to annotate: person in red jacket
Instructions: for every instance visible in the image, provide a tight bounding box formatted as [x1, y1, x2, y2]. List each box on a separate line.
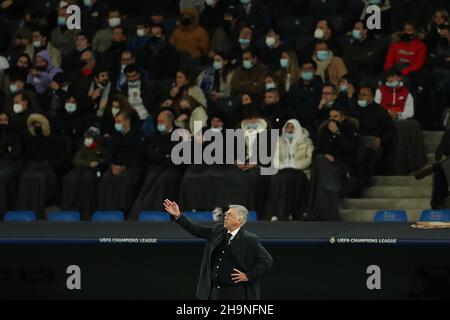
[384, 22, 427, 76]
[375, 70, 414, 120]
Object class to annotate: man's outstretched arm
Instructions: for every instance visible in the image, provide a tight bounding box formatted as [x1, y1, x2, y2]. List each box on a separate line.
[164, 199, 213, 240]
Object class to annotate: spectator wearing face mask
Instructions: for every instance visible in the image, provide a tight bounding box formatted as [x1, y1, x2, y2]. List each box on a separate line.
[170, 8, 209, 61]
[231, 49, 269, 97]
[50, 6, 78, 58]
[113, 49, 149, 91]
[100, 93, 139, 136]
[2, 69, 38, 115]
[97, 111, 146, 217]
[287, 60, 323, 131]
[267, 119, 313, 221]
[99, 26, 129, 76]
[141, 23, 180, 81]
[92, 7, 123, 54]
[170, 68, 207, 108]
[129, 20, 152, 53]
[229, 25, 254, 64]
[69, 50, 97, 113]
[260, 28, 287, 71]
[27, 50, 63, 95]
[130, 109, 183, 219]
[343, 20, 385, 80]
[312, 41, 347, 88]
[260, 88, 291, 131]
[60, 125, 108, 220]
[317, 83, 340, 127]
[277, 50, 301, 95]
[196, 51, 235, 102]
[424, 9, 449, 53]
[25, 27, 62, 69]
[0, 112, 21, 217]
[375, 70, 414, 120]
[9, 92, 34, 136]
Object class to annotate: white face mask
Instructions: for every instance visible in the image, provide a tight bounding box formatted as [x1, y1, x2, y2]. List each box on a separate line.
[13, 103, 24, 114]
[65, 102, 77, 113]
[314, 28, 324, 39]
[112, 107, 120, 117]
[84, 138, 94, 147]
[137, 29, 146, 37]
[265, 37, 276, 48]
[108, 17, 121, 28]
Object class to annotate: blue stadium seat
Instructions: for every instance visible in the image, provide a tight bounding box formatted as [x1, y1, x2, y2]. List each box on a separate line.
[184, 212, 214, 221]
[138, 211, 170, 222]
[374, 210, 408, 222]
[248, 211, 258, 222]
[4, 211, 37, 222]
[48, 211, 81, 222]
[92, 211, 125, 222]
[420, 210, 450, 222]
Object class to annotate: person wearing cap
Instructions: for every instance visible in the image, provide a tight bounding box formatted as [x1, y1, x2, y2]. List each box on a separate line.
[308, 105, 360, 221]
[61, 126, 108, 220]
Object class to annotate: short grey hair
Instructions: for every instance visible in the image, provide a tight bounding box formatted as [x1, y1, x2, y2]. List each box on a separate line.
[229, 205, 249, 226]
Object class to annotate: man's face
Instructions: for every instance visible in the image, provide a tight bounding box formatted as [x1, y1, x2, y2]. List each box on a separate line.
[121, 52, 134, 66]
[211, 117, 224, 129]
[115, 114, 129, 130]
[35, 56, 48, 69]
[242, 52, 255, 65]
[96, 72, 109, 85]
[330, 110, 344, 123]
[81, 51, 95, 69]
[404, 24, 415, 36]
[316, 20, 330, 38]
[321, 86, 337, 104]
[239, 27, 252, 40]
[32, 32, 44, 45]
[150, 26, 163, 38]
[241, 94, 252, 105]
[264, 92, 279, 105]
[126, 71, 141, 82]
[17, 57, 29, 68]
[13, 95, 26, 109]
[224, 208, 241, 230]
[76, 35, 89, 49]
[359, 88, 374, 104]
[112, 28, 126, 42]
[157, 112, 173, 129]
[301, 63, 314, 73]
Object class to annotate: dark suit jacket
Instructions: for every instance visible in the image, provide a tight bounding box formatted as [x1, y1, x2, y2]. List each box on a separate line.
[176, 215, 273, 300]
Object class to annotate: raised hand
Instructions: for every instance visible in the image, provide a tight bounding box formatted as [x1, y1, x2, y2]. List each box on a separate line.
[164, 199, 181, 218]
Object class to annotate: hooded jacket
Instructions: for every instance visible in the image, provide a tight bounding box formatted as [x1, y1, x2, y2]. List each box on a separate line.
[170, 8, 209, 59]
[27, 50, 62, 94]
[274, 119, 314, 173]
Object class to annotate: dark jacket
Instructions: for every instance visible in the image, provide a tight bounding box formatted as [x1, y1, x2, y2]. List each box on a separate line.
[235, 0, 271, 37]
[343, 37, 384, 77]
[316, 119, 360, 169]
[141, 37, 180, 80]
[0, 126, 21, 163]
[286, 77, 323, 130]
[175, 215, 273, 300]
[109, 127, 146, 169]
[73, 143, 109, 169]
[353, 102, 395, 146]
[436, 130, 450, 162]
[146, 128, 179, 167]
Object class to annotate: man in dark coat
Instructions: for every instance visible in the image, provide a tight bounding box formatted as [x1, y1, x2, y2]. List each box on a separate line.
[308, 106, 360, 221]
[164, 199, 273, 300]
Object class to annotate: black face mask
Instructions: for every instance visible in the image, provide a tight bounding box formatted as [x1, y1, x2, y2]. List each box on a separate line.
[181, 17, 192, 26]
[34, 126, 43, 136]
[0, 124, 7, 133]
[151, 36, 162, 42]
[179, 109, 191, 116]
[36, 65, 47, 72]
[400, 33, 414, 42]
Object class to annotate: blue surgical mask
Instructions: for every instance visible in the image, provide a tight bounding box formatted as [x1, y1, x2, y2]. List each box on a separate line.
[386, 81, 399, 88]
[211, 127, 223, 133]
[115, 123, 124, 133]
[285, 132, 294, 139]
[157, 124, 167, 133]
[280, 58, 289, 68]
[213, 61, 223, 70]
[240, 0, 251, 4]
[301, 71, 314, 81]
[352, 30, 362, 40]
[83, 0, 93, 7]
[65, 103, 77, 113]
[243, 60, 253, 70]
[128, 80, 141, 87]
[358, 100, 368, 108]
[248, 123, 259, 130]
[57, 16, 66, 26]
[238, 38, 250, 46]
[9, 84, 18, 93]
[339, 85, 348, 93]
[369, 0, 381, 5]
[316, 50, 329, 61]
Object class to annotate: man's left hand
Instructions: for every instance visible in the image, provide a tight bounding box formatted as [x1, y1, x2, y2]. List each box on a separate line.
[231, 269, 249, 283]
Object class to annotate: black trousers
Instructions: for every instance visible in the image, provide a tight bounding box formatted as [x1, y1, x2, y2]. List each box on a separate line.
[431, 163, 449, 209]
[210, 283, 246, 300]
